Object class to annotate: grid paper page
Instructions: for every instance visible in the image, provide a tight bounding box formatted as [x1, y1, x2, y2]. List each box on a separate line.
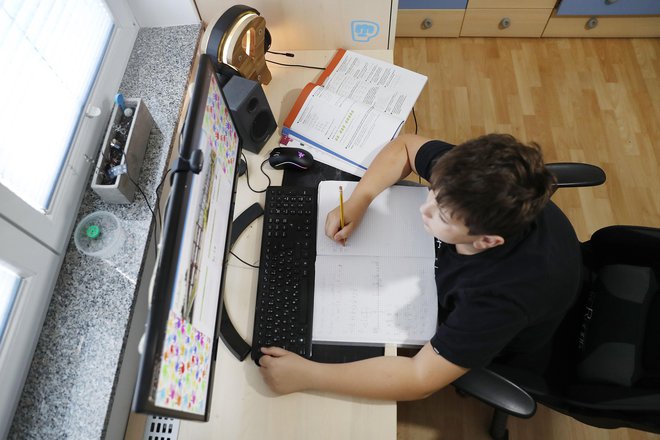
[313, 181, 437, 345]
[312, 255, 437, 345]
[316, 181, 433, 258]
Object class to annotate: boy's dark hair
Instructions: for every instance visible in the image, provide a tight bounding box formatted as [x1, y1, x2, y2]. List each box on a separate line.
[429, 134, 556, 238]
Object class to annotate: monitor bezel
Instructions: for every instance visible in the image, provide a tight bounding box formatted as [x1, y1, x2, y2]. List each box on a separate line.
[132, 54, 242, 421]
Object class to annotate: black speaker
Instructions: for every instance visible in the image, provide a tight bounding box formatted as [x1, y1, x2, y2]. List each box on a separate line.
[222, 75, 277, 154]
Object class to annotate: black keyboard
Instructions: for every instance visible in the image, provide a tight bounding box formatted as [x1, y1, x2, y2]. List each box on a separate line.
[251, 187, 317, 365]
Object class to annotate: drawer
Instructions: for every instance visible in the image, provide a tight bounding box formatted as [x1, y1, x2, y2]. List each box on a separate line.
[543, 14, 660, 37]
[556, 0, 660, 16]
[468, 0, 556, 9]
[399, 0, 467, 8]
[397, 9, 466, 36]
[461, 8, 552, 37]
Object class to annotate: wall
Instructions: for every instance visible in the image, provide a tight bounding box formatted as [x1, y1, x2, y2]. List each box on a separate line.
[129, 0, 200, 27]
[195, 0, 398, 50]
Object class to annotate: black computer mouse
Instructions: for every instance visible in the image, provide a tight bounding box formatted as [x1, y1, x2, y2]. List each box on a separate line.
[268, 147, 314, 170]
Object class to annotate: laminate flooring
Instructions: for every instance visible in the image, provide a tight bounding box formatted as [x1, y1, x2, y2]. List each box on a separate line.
[394, 36, 660, 440]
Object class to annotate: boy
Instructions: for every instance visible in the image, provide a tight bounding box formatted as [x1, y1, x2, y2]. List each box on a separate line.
[259, 133, 581, 400]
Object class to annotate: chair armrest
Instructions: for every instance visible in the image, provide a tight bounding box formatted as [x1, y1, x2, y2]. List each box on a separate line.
[452, 368, 537, 418]
[546, 162, 606, 188]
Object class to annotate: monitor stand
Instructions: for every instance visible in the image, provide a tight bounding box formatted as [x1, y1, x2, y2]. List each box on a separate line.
[220, 202, 263, 361]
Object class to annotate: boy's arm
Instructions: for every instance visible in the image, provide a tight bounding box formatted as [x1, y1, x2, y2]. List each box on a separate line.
[326, 134, 431, 242]
[259, 342, 468, 401]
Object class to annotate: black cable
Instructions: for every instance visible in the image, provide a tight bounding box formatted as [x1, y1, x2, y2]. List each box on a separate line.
[230, 250, 259, 268]
[126, 173, 155, 219]
[125, 172, 160, 256]
[102, 145, 164, 256]
[242, 152, 271, 193]
[267, 50, 294, 57]
[266, 59, 325, 70]
[411, 107, 422, 183]
[412, 106, 418, 135]
[153, 168, 172, 240]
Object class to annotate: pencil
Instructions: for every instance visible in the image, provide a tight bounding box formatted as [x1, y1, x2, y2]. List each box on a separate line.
[339, 186, 345, 230]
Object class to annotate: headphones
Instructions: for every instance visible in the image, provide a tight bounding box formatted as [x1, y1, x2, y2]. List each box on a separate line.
[205, 5, 272, 84]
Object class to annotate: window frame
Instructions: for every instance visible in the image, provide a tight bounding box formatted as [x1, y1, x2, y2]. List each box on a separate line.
[0, 1, 139, 436]
[0, 0, 139, 254]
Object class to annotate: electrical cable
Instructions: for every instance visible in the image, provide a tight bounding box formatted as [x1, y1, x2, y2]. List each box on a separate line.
[153, 168, 172, 241]
[100, 142, 167, 257]
[411, 107, 422, 183]
[412, 106, 418, 135]
[241, 152, 271, 193]
[230, 153, 269, 267]
[265, 59, 325, 70]
[230, 250, 259, 268]
[267, 50, 294, 57]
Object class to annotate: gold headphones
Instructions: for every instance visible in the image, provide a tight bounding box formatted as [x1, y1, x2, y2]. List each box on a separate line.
[204, 5, 272, 85]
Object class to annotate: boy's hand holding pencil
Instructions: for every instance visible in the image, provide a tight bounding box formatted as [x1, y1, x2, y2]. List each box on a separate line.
[324, 187, 370, 245]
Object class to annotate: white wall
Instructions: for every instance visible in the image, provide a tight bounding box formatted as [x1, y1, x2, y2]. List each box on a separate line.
[195, 0, 398, 50]
[129, 0, 200, 27]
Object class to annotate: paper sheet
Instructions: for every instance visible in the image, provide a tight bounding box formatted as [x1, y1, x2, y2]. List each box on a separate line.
[316, 181, 433, 258]
[313, 181, 437, 346]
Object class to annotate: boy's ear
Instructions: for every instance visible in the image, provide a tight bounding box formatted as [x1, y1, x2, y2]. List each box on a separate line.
[474, 234, 505, 250]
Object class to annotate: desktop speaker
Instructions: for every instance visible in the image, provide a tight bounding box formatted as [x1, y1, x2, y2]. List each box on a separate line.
[222, 75, 277, 154]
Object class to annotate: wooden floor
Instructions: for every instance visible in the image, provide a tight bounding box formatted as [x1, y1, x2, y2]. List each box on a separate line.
[394, 37, 660, 440]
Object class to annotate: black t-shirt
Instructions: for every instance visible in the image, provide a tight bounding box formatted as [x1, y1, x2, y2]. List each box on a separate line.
[415, 140, 581, 370]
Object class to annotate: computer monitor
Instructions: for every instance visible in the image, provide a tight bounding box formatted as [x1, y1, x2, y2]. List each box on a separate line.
[133, 54, 241, 421]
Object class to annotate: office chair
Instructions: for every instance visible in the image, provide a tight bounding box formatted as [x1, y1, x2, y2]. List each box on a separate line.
[452, 163, 660, 439]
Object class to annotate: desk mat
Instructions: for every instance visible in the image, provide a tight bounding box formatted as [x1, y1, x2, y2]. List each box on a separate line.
[282, 160, 360, 188]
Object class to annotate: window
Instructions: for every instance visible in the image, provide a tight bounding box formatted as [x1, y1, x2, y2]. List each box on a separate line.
[0, 0, 113, 211]
[0, 1, 138, 437]
[0, 264, 20, 344]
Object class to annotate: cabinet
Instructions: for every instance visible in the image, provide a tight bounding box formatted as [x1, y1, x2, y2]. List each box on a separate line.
[397, 0, 468, 37]
[461, 0, 555, 37]
[544, 0, 660, 37]
[555, 0, 660, 16]
[396, 0, 660, 38]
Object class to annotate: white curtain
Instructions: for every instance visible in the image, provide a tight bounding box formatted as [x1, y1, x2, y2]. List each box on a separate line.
[0, 0, 113, 211]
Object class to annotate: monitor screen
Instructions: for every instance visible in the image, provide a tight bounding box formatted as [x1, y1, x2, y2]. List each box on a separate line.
[133, 54, 241, 420]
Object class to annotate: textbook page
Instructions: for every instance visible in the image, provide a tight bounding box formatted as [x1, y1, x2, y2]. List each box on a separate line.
[313, 181, 437, 345]
[283, 84, 403, 171]
[317, 49, 428, 120]
[279, 133, 366, 177]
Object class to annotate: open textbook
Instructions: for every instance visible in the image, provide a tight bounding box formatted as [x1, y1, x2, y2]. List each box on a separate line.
[312, 181, 437, 346]
[281, 49, 427, 176]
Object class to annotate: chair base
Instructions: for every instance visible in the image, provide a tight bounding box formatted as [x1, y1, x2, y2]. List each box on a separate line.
[490, 409, 509, 440]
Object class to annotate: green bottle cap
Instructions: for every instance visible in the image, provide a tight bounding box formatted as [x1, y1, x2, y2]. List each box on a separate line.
[86, 224, 101, 239]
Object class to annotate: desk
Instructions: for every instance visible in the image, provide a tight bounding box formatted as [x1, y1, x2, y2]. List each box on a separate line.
[177, 50, 398, 440]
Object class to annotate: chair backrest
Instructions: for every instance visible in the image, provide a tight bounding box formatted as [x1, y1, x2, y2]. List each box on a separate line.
[546, 226, 660, 417]
[579, 227, 660, 385]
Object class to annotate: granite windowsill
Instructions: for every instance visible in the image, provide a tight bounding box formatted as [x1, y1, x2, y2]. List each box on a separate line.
[9, 24, 201, 440]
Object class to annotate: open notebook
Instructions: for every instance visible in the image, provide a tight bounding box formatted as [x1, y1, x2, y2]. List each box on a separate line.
[313, 181, 438, 346]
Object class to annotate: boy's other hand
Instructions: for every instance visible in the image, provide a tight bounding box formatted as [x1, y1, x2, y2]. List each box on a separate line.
[259, 346, 313, 394]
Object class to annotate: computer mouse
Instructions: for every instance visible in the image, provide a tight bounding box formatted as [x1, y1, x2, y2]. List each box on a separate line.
[268, 147, 314, 170]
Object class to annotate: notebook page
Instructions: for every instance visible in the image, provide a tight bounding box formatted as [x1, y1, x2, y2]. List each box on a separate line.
[312, 255, 437, 345]
[316, 181, 433, 258]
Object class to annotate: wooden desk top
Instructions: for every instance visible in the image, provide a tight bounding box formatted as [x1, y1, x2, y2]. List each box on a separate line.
[177, 49, 397, 440]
